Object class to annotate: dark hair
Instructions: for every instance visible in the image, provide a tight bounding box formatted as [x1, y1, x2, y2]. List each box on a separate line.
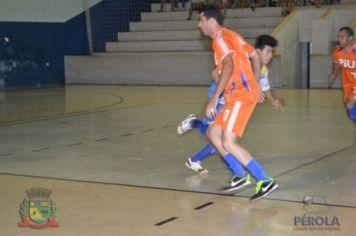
[339, 26, 354, 37]
[254, 35, 278, 50]
[198, 5, 224, 26]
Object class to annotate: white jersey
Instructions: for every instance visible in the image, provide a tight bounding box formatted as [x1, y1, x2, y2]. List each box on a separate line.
[259, 65, 271, 92]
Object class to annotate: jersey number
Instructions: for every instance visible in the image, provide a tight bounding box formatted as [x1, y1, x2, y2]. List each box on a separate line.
[223, 109, 230, 121]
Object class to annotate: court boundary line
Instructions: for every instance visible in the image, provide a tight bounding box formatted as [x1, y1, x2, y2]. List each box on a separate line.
[0, 92, 124, 127]
[0, 100, 180, 127]
[274, 144, 356, 178]
[1, 141, 356, 211]
[1, 172, 354, 208]
[1, 171, 355, 208]
[0, 134, 355, 208]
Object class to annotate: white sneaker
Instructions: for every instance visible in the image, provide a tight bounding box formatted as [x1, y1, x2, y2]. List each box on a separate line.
[177, 114, 196, 135]
[185, 158, 209, 174]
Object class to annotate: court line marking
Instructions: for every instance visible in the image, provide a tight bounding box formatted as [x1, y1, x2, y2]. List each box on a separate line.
[0, 90, 200, 127]
[142, 129, 154, 133]
[155, 217, 178, 226]
[194, 202, 214, 210]
[237, 144, 356, 204]
[32, 148, 51, 152]
[95, 138, 110, 141]
[0, 139, 355, 208]
[1, 125, 170, 158]
[66, 142, 83, 146]
[0, 153, 13, 157]
[0, 93, 124, 127]
[274, 144, 356, 178]
[0, 149, 356, 209]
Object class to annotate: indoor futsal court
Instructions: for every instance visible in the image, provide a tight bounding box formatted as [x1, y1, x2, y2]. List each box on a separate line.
[0, 86, 356, 235]
[0, 0, 356, 235]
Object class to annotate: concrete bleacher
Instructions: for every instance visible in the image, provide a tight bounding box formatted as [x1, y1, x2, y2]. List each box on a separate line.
[130, 16, 282, 31]
[107, 6, 283, 53]
[65, 4, 284, 85]
[65, 2, 356, 87]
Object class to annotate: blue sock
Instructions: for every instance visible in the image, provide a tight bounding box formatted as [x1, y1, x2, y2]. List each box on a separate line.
[223, 153, 246, 177]
[348, 106, 356, 121]
[192, 119, 208, 136]
[191, 143, 216, 162]
[246, 159, 269, 181]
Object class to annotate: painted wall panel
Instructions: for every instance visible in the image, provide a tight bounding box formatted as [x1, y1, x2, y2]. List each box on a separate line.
[0, 0, 102, 22]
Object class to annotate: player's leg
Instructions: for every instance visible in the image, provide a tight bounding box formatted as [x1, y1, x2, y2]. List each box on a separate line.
[221, 99, 278, 200]
[177, 113, 214, 136]
[184, 120, 246, 176]
[222, 131, 278, 200]
[207, 117, 250, 192]
[220, 150, 253, 193]
[177, 114, 197, 135]
[183, 122, 248, 179]
[192, 119, 209, 136]
[185, 143, 216, 174]
[346, 98, 356, 122]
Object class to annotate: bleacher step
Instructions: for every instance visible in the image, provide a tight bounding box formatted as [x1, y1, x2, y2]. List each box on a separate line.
[106, 38, 255, 52]
[118, 27, 274, 41]
[142, 7, 283, 21]
[130, 16, 283, 31]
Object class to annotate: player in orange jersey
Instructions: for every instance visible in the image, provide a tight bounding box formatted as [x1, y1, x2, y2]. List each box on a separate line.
[198, 6, 278, 201]
[328, 26, 356, 121]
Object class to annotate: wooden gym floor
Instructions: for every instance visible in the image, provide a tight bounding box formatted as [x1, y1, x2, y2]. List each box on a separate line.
[0, 85, 355, 235]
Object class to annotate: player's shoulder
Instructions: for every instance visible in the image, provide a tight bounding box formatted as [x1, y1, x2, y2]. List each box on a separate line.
[334, 45, 342, 52]
[214, 28, 238, 48]
[216, 28, 236, 39]
[352, 43, 356, 54]
[333, 45, 343, 57]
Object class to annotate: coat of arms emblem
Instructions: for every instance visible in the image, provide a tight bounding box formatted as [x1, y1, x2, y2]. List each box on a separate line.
[18, 188, 59, 229]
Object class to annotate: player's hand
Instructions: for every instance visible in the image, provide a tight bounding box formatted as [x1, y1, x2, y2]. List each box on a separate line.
[272, 98, 284, 110]
[346, 98, 356, 109]
[328, 74, 336, 89]
[205, 97, 218, 119]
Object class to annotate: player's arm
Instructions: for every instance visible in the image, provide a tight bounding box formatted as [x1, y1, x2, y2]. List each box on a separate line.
[328, 61, 340, 89]
[211, 67, 219, 83]
[249, 52, 265, 103]
[205, 68, 220, 109]
[260, 67, 283, 110]
[205, 54, 233, 118]
[264, 90, 283, 110]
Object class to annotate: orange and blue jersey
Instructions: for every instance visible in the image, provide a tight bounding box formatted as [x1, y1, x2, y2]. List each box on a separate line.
[211, 28, 258, 101]
[332, 43, 356, 101]
[203, 67, 271, 125]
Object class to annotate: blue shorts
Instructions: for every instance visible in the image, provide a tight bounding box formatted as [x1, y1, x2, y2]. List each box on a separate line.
[201, 101, 224, 125]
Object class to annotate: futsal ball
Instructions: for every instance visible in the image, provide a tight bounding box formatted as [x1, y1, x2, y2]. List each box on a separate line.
[303, 195, 313, 205]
